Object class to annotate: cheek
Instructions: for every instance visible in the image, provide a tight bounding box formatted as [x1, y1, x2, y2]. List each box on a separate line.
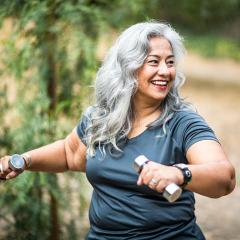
[170, 68, 176, 80]
[137, 68, 152, 84]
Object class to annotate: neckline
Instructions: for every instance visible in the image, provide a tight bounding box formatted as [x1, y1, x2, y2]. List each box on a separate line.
[127, 127, 149, 143]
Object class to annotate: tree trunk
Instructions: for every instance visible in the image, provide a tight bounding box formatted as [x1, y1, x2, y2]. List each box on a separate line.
[47, 50, 57, 111]
[45, 38, 60, 240]
[44, 3, 60, 239]
[49, 190, 60, 240]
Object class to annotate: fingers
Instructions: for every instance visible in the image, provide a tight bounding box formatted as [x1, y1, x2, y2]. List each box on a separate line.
[0, 156, 10, 179]
[6, 171, 19, 180]
[0, 155, 21, 180]
[137, 175, 142, 185]
[138, 161, 158, 184]
[148, 176, 166, 193]
[137, 161, 174, 193]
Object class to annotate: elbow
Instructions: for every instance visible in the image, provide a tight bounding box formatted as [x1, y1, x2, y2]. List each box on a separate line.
[208, 184, 235, 199]
[213, 181, 236, 199]
[223, 166, 236, 196]
[214, 163, 236, 198]
[213, 179, 236, 199]
[226, 179, 236, 195]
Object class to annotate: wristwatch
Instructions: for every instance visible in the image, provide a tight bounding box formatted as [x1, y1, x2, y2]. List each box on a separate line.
[8, 154, 26, 172]
[173, 163, 192, 187]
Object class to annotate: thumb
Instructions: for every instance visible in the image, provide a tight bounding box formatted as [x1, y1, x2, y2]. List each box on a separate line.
[6, 171, 20, 180]
[137, 175, 143, 185]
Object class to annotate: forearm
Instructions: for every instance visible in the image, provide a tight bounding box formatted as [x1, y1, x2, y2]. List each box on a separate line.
[186, 161, 235, 198]
[24, 139, 68, 173]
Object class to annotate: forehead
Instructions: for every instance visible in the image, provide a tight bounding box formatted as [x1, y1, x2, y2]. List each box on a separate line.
[148, 37, 173, 55]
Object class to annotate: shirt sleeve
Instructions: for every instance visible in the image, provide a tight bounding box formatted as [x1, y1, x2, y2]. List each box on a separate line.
[76, 106, 93, 146]
[173, 111, 219, 154]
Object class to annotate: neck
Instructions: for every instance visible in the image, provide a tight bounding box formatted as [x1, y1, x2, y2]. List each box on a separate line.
[127, 99, 161, 139]
[132, 99, 162, 124]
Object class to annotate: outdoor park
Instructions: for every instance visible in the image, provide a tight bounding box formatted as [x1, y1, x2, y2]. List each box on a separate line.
[0, 1, 239, 239]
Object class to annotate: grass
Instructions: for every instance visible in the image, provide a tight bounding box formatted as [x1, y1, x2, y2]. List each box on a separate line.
[184, 33, 240, 62]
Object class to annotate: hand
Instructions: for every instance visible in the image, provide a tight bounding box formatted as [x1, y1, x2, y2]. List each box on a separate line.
[137, 161, 183, 193]
[0, 155, 24, 180]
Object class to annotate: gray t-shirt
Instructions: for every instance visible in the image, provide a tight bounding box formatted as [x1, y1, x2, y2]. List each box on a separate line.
[77, 108, 218, 240]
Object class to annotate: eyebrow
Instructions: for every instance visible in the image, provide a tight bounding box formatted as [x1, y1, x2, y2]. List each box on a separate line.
[148, 54, 175, 59]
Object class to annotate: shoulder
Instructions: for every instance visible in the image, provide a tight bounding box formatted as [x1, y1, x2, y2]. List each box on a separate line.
[168, 109, 218, 153]
[79, 105, 98, 124]
[76, 106, 96, 143]
[167, 109, 213, 142]
[168, 109, 205, 129]
[174, 109, 201, 119]
[82, 105, 96, 118]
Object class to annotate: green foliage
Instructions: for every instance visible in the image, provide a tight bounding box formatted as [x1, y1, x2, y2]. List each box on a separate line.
[98, 0, 240, 36]
[0, 0, 105, 239]
[1, 173, 52, 240]
[140, 0, 240, 33]
[185, 34, 240, 61]
[0, 85, 12, 152]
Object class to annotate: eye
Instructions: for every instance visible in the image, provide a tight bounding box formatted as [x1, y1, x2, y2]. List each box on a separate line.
[147, 59, 159, 65]
[166, 60, 175, 67]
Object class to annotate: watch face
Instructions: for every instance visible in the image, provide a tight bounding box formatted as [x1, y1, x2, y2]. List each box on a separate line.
[10, 154, 25, 171]
[185, 169, 192, 178]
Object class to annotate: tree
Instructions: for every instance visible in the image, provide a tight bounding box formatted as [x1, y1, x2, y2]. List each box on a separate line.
[0, 1, 108, 239]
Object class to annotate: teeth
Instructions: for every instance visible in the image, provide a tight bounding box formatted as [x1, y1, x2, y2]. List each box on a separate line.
[151, 80, 167, 86]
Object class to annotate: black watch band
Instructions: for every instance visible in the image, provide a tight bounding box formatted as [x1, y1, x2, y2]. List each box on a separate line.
[173, 164, 192, 187]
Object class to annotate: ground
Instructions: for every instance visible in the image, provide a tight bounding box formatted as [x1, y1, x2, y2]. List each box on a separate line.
[181, 53, 240, 240]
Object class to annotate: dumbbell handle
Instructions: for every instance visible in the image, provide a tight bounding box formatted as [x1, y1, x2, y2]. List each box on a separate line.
[133, 155, 182, 202]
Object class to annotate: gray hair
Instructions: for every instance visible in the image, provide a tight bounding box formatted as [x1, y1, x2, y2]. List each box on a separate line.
[87, 21, 190, 156]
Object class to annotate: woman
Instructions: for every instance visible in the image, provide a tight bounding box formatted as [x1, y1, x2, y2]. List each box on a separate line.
[0, 21, 236, 239]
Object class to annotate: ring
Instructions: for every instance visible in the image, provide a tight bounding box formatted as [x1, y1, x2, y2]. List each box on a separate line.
[149, 178, 158, 185]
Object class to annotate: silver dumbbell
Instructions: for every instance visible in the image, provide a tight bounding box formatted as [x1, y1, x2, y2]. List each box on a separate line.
[133, 155, 182, 202]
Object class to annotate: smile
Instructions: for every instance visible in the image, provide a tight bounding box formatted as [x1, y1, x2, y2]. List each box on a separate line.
[151, 80, 168, 86]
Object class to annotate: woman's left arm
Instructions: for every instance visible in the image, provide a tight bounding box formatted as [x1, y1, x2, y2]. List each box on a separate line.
[185, 140, 236, 198]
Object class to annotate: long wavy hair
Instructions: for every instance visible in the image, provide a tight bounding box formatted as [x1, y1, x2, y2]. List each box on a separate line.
[86, 21, 190, 156]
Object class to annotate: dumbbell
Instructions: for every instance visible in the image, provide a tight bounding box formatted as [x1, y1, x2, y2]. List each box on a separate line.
[133, 155, 182, 202]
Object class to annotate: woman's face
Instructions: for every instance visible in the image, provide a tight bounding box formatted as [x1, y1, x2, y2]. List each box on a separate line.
[134, 37, 176, 105]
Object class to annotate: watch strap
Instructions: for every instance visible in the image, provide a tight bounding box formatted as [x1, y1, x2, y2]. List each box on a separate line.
[173, 164, 192, 188]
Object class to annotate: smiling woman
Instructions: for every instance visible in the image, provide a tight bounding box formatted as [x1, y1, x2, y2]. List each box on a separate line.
[92, 22, 188, 156]
[135, 37, 176, 105]
[0, 21, 236, 240]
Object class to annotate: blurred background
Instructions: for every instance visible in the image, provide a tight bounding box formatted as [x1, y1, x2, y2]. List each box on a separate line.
[0, 0, 239, 239]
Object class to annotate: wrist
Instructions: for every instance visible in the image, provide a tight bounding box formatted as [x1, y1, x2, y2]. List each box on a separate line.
[21, 153, 32, 169]
[173, 164, 192, 188]
[173, 166, 185, 186]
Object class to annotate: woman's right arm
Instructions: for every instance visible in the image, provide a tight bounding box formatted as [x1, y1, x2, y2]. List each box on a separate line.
[0, 127, 87, 180]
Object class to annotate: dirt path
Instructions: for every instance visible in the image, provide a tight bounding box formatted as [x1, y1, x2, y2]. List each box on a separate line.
[180, 52, 240, 86]
[181, 54, 240, 240]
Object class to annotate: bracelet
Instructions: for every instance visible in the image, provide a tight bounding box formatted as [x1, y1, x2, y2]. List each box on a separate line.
[21, 153, 32, 169]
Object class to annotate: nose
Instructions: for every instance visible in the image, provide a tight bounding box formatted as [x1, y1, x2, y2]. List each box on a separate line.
[157, 62, 169, 76]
